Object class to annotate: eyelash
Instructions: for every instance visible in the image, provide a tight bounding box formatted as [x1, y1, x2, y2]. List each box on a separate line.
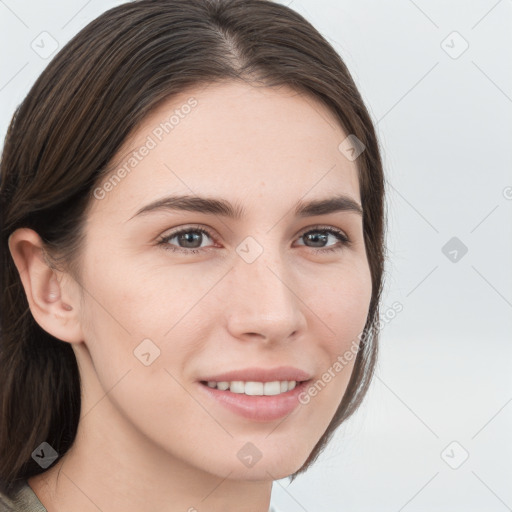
[157, 224, 351, 255]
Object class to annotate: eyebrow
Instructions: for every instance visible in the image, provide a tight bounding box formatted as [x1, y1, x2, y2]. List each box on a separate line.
[127, 194, 363, 221]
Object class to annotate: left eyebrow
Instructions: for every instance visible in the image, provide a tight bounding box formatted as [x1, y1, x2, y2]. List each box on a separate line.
[127, 193, 363, 222]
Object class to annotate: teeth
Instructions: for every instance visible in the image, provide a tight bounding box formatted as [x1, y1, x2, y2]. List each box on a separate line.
[205, 380, 299, 395]
[230, 381, 245, 394]
[264, 381, 281, 395]
[245, 382, 263, 395]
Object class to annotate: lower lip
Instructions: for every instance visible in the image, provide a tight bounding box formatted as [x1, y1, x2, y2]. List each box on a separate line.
[197, 380, 310, 422]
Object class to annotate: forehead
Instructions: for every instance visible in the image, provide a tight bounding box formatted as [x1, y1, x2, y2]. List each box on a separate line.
[89, 81, 361, 220]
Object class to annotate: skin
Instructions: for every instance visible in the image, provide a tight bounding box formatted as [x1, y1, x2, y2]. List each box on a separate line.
[9, 80, 372, 512]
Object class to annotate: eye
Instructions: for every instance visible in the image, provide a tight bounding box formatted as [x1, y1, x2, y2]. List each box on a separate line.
[157, 225, 215, 255]
[157, 224, 351, 255]
[295, 225, 351, 254]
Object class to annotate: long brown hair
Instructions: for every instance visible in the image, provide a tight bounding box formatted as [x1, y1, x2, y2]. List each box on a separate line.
[0, 0, 387, 497]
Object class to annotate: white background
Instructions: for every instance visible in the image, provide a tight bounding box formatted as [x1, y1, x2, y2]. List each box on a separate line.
[1, 1, 511, 511]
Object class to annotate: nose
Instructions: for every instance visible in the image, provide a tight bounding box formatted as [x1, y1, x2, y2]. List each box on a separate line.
[224, 247, 307, 344]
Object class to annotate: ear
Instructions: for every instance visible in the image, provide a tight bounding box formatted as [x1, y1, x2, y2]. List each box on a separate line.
[8, 227, 84, 344]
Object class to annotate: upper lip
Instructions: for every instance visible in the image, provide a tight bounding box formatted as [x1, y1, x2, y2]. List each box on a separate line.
[199, 366, 312, 383]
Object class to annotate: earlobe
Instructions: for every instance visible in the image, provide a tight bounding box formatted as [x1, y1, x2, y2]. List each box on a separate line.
[7, 228, 83, 343]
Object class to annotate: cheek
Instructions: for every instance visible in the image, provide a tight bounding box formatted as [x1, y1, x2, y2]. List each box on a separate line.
[298, 290, 370, 441]
[78, 254, 209, 393]
[81, 249, 172, 335]
[308, 263, 372, 407]
[321, 263, 372, 346]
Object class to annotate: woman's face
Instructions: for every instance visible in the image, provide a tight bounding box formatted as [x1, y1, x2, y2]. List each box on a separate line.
[74, 81, 372, 480]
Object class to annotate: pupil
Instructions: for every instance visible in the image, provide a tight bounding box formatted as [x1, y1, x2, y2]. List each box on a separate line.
[180, 232, 201, 248]
[307, 232, 327, 247]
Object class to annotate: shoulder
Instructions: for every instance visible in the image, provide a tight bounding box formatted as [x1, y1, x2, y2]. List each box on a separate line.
[0, 481, 47, 512]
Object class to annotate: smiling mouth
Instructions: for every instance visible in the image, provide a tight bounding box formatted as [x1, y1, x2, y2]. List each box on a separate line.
[199, 379, 308, 396]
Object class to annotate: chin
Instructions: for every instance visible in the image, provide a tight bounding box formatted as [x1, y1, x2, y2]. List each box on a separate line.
[218, 460, 305, 482]
[197, 443, 311, 482]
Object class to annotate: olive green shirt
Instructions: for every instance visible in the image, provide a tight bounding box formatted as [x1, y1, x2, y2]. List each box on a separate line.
[0, 481, 47, 511]
[0, 480, 282, 511]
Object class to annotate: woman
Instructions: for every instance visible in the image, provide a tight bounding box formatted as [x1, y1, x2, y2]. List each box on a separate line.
[0, 0, 387, 510]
